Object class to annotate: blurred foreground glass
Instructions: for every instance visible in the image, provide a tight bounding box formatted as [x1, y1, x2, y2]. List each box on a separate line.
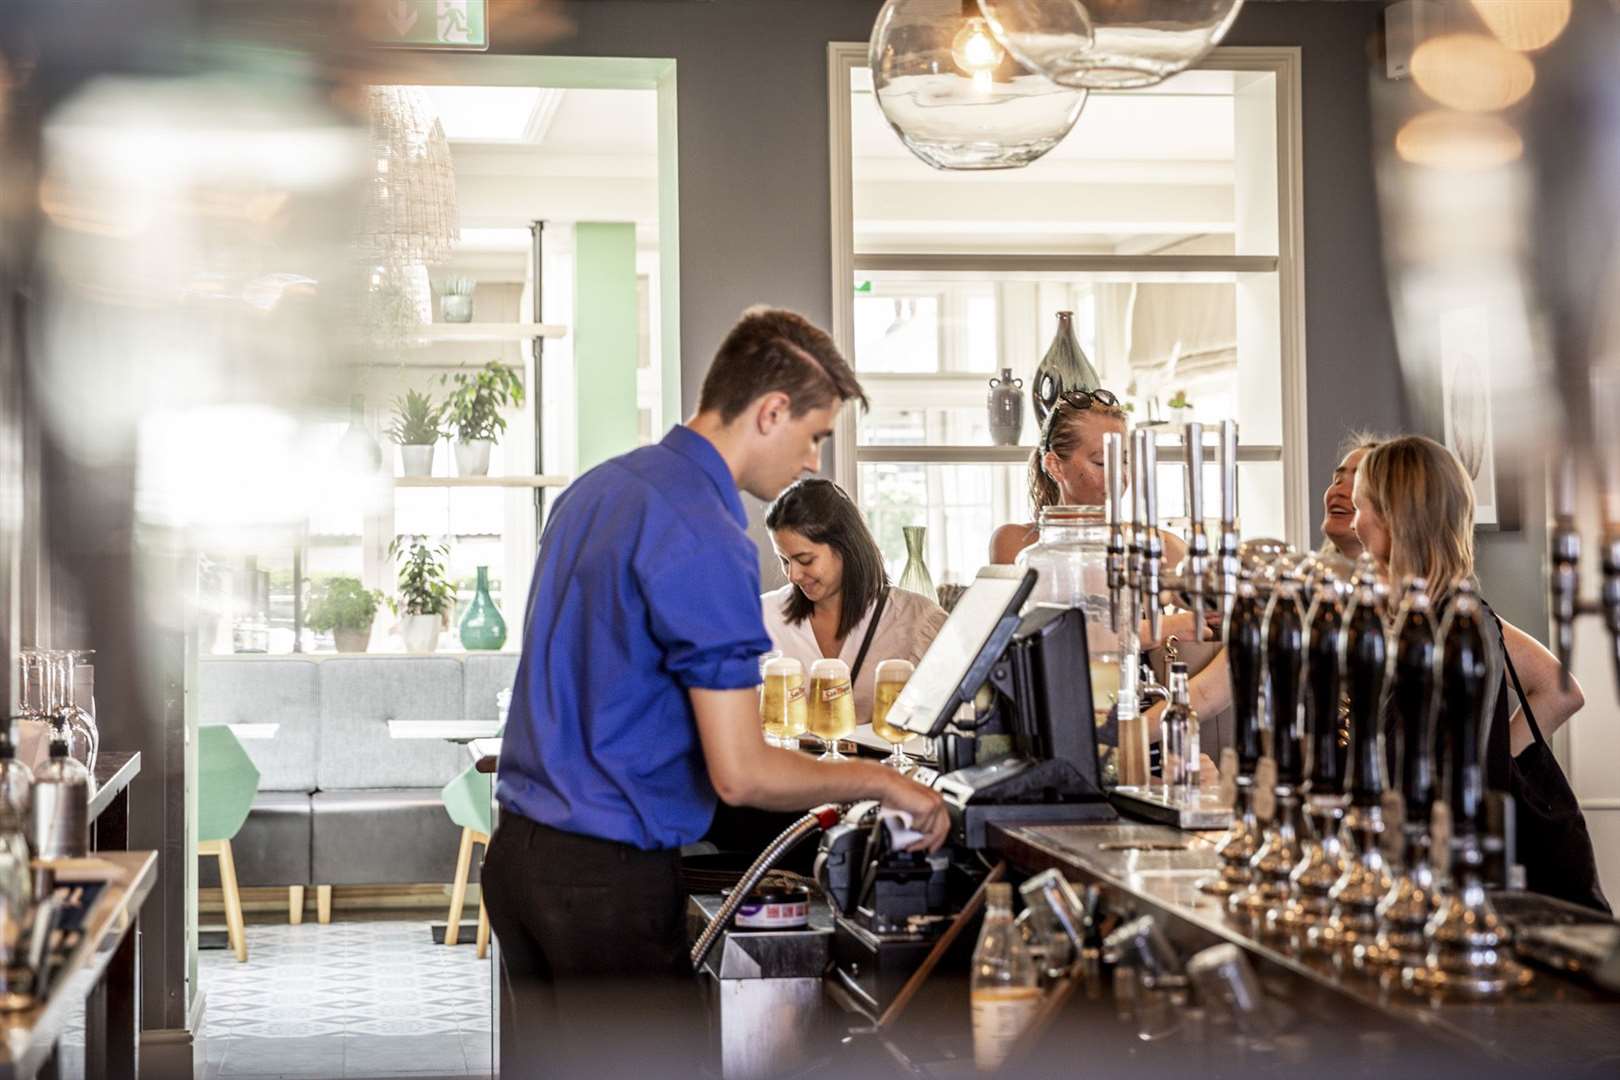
[869, 0, 1088, 170]
[978, 0, 1245, 90]
[872, 658, 916, 768]
[807, 658, 856, 760]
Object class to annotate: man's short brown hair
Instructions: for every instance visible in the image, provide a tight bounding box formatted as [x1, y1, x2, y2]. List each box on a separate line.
[697, 306, 867, 422]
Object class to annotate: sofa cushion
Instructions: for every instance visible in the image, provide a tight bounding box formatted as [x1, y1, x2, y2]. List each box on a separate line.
[198, 659, 320, 792]
[310, 788, 474, 886]
[317, 657, 468, 790]
[199, 791, 312, 889]
[463, 653, 520, 724]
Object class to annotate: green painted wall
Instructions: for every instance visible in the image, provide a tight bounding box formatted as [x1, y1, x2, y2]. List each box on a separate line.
[573, 222, 639, 472]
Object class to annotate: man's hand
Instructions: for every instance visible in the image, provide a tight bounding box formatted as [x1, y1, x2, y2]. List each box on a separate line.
[881, 772, 950, 852]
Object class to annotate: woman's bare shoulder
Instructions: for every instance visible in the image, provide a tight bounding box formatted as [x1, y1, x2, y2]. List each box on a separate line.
[989, 522, 1038, 565]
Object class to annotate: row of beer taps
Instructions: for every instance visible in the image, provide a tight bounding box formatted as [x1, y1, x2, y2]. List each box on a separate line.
[1103, 420, 1241, 648]
[1548, 456, 1620, 696]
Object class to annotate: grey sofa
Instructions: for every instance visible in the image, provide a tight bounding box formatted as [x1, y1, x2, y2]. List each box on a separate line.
[197, 653, 519, 895]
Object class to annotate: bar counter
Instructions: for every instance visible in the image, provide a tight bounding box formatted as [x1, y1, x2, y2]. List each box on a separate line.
[989, 819, 1620, 1071]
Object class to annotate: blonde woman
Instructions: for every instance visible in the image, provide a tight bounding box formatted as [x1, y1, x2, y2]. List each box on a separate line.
[1353, 435, 1604, 911]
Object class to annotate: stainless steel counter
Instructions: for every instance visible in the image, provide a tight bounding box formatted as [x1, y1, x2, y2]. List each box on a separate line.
[991, 820, 1620, 1070]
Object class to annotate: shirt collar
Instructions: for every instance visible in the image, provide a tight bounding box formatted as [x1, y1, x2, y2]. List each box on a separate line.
[662, 425, 748, 529]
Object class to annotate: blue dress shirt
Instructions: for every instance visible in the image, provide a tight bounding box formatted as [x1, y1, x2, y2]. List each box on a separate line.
[496, 425, 773, 850]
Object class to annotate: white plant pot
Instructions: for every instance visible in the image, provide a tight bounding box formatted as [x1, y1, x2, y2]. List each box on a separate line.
[399, 444, 435, 477]
[400, 613, 442, 654]
[454, 439, 493, 477]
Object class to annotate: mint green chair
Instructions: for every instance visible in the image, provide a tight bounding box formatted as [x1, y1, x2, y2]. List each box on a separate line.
[441, 763, 493, 955]
[199, 726, 261, 962]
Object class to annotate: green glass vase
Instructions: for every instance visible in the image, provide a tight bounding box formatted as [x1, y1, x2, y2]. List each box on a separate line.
[897, 526, 938, 604]
[458, 566, 507, 651]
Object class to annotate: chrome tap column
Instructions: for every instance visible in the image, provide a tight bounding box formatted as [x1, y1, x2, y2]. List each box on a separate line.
[1316, 563, 1392, 957]
[1407, 583, 1533, 997]
[1214, 420, 1240, 637]
[1104, 432, 1128, 634]
[1241, 564, 1307, 930]
[1138, 429, 1164, 645]
[1204, 569, 1264, 897]
[1183, 422, 1214, 642]
[1367, 579, 1440, 969]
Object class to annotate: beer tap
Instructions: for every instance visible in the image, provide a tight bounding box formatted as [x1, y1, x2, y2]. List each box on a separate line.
[1139, 429, 1164, 644]
[1128, 428, 1148, 635]
[1214, 420, 1240, 638]
[1550, 457, 1581, 690]
[1316, 561, 1392, 959]
[1183, 422, 1214, 643]
[1407, 583, 1533, 996]
[1278, 561, 1351, 947]
[1367, 579, 1440, 970]
[1240, 563, 1308, 930]
[1104, 431, 1128, 634]
[1202, 568, 1264, 897]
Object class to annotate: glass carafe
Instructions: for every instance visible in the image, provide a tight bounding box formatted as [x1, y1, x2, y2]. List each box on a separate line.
[1016, 506, 1135, 784]
[46, 652, 96, 774]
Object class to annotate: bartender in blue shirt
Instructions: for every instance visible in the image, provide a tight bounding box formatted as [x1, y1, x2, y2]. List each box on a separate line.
[483, 307, 948, 1073]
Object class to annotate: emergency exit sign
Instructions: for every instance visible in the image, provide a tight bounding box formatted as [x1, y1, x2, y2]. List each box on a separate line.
[367, 0, 489, 51]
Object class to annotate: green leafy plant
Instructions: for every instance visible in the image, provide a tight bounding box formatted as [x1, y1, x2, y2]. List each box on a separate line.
[441, 361, 525, 443]
[1167, 389, 1193, 410]
[386, 389, 446, 446]
[387, 537, 454, 617]
[306, 576, 383, 633]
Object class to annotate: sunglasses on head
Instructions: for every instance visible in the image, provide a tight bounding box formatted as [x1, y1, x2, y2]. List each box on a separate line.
[1040, 388, 1121, 452]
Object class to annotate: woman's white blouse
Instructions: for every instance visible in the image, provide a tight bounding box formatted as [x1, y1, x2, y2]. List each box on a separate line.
[760, 585, 949, 724]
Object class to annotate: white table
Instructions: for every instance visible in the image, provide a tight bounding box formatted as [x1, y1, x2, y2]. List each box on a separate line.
[387, 720, 503, 744]
[227, 723, 280, 740]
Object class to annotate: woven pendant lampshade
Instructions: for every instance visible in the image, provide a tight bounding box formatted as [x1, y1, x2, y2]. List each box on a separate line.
[360, 86, 459, 267]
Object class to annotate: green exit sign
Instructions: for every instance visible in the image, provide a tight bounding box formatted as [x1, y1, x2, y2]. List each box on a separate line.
[367, 0, 489, 51]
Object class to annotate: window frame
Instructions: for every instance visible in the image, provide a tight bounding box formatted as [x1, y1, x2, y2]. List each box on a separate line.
[826, 44, 1310, 547]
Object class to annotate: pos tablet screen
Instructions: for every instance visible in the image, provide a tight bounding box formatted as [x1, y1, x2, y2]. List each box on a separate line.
[887, 566, 1036, 738]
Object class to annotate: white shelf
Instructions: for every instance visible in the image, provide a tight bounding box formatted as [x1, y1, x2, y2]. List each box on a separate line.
[409, 323, 568, 344]
[393, 474, 570, 489]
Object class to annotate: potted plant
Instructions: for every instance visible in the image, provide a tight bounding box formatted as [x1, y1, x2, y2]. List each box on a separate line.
[439, 277, 475, 323]
[388, 537, 454, 654]
[307, 576, 383, 653]
[1168, 389, 1193, 425]
[442, 360, 525, 477]
[386, 389, 446, 477]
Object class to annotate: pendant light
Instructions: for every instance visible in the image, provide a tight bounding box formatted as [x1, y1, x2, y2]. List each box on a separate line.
[870, 0, 1087, 171]
[978, 0, 1247, 91]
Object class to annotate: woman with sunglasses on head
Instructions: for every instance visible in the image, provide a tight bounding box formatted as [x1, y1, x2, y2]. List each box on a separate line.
[762, 478, 948, 724]
[1351, 435, 1604, 911]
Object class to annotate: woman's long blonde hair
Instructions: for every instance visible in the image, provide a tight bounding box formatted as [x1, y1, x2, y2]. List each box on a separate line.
[1028, 396, 1129, 511]
[1356, 435, 1476, 598]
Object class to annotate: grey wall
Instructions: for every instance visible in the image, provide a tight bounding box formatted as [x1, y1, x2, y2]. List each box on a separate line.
[522, 0, 1418, 589]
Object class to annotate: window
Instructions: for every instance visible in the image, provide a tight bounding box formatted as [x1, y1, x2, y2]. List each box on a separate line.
[829, 48, 1307, 586]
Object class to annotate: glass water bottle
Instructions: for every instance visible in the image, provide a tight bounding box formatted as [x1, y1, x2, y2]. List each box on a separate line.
[971, 882, 1041, 1072]
[32, 729, 90, 860]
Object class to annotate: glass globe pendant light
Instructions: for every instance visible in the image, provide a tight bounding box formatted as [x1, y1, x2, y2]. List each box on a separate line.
[978, 0, 1247, 91]
[870, 0, 1088, 171]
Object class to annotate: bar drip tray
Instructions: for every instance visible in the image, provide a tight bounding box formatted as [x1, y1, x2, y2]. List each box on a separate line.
[1110, 785, 1232, 831]
[1492, 890, 1620, 990]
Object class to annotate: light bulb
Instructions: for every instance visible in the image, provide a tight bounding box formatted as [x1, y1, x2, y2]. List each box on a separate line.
[951, 16, 1005, 76]
[1395, 110, 1523, 170]
[1411, 32, 1535, 113]
[1470, 0, 1571, 53]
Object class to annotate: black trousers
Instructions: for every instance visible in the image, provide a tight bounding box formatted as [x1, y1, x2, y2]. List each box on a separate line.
[481, 812, 705, 1077]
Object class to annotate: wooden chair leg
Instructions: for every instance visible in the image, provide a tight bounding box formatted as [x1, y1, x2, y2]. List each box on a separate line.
[316, 884, 332, 925]
[288, 885, 305, 926]
[446, 826, 475, 946]
[475, 897, 490, 960]
[214, 839, 248, 963]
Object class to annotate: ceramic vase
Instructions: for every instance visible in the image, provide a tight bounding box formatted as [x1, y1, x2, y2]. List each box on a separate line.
[897, 526, 938, 604]
[987, 368, 1024, 446]
[459, 566, 508, 651]
[1031, 311, 1102, 429]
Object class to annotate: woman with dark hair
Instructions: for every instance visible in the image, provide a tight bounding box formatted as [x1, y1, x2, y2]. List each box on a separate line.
[762, 478, 948, 722]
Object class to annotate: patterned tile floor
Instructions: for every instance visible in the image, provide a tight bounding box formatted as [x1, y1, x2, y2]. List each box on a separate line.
[198, 918, 492, 1079]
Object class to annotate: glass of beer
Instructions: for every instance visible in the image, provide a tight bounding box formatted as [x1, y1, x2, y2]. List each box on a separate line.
[807, 658, 855, 760]
[756, 650, 782, 740]
[759, 656, 806, 749]
[871, 659, 915, 769]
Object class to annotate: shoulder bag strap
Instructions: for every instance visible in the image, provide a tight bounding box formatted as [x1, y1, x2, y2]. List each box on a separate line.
[1490, 611, 1551, 750]
[849, 588, 890, 686]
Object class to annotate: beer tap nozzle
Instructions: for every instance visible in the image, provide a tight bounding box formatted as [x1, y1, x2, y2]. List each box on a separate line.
[1184, 422, 1212, 643]
[1104, 432, 1128, 634]
[1215, 420, 1240, 640]
[1550, 456, 1581, 691]
[1140, 430, 1164, 644]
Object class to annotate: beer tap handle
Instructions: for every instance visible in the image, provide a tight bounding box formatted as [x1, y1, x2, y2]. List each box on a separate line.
[1184, 422, 1211, 643]
[1341, 566, 1389, 807]
[1217, 420, 1240, 638]
[1549, 455, 1580, 691]
[1392, 579, 1438, 826]
[1227, 571, 1265, 777]
[1104, 432, 1128, 634]
[1141, 430, 1163, 644]
[1438, 583, 1491, 851]
[1304, 572, 1347, 797]
[1263, 576, 1306, 787]
[1129, 428, 1148, 598]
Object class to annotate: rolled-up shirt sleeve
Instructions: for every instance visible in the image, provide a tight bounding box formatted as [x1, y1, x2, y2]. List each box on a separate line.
[640, 540, 773, 691]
